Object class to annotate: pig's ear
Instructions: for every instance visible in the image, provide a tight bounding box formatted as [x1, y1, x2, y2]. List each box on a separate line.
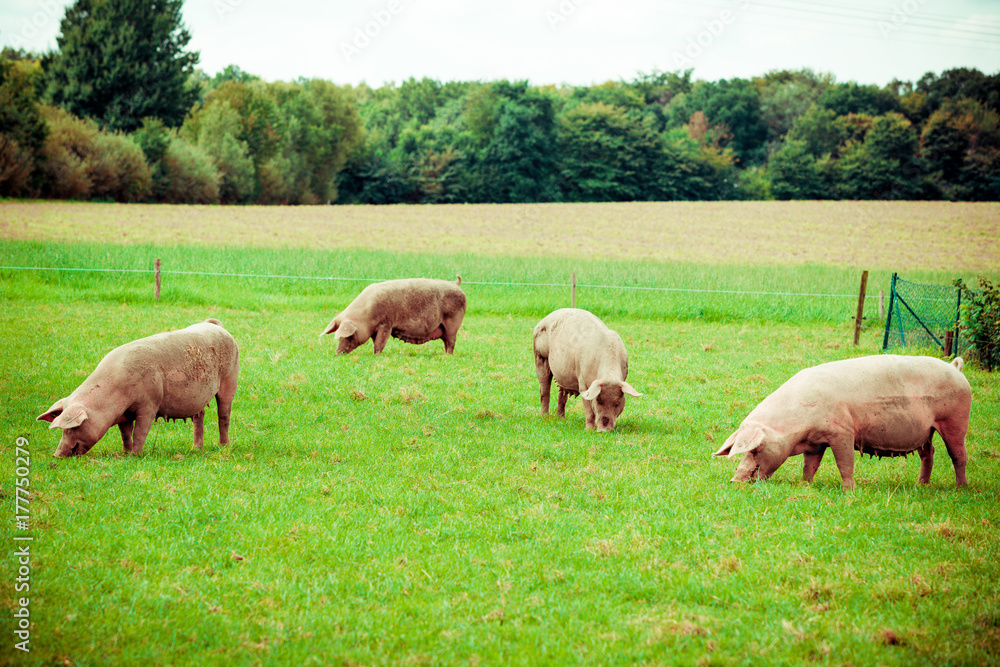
[37, 399, 65, 423]
[334, 320, 357, 339]
[713, 427, 766, 458]
[713, 431, 738, 457]
[581, 380, 602, 401]
[321, 317, 340, 337]
[726, 426, 766, 458]
[50, 404, 88, 430]
[621, 381, 642, 398]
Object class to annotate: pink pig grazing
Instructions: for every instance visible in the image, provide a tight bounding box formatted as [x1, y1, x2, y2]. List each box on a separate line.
[320, 277, 466, 355]
[37, 319, 240, 458]
[533, 308, 641, 431]
[713, 355, 971, 491]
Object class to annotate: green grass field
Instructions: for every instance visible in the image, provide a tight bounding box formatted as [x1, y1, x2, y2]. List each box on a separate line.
[2, 202, 1000, 666]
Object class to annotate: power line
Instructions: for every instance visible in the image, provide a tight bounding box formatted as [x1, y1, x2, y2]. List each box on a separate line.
[758, 0, 1000, 34]
[672, 0, 1000, 38]
[662, 0, 1000, 49]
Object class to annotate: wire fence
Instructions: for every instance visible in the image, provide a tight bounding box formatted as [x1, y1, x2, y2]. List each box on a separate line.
[0, 264, 878, 301]
[882, 273, 980, 357]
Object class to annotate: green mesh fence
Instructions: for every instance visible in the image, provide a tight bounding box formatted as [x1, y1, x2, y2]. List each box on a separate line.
[882, 273, 969, 356]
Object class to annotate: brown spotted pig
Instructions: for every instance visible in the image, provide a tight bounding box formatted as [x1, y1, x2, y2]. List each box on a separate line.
[320, 277, 466, 355]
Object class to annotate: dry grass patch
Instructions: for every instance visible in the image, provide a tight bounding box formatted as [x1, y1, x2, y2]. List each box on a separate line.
[3, 200, 999, 271]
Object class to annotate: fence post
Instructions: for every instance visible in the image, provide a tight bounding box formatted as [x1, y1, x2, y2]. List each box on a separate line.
[571, 272, 576, 308]
[882, 273, 897, 351]
[853, 270, 868, 345]
[878, 289, 885, 320]
[954, 284, 963, 357]
[154, 258, 161, 300]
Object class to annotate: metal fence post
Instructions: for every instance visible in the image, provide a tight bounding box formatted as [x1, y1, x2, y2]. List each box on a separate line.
[882, 273, 896, 350]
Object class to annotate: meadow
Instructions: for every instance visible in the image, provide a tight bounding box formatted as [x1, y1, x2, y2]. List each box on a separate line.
[1, 201, 999, 666]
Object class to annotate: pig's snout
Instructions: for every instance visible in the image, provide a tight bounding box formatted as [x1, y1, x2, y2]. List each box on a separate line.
[729, 468, 760, 483]
[53, 442, 82, 458]
[53, 437, 92, 458]
[729, 454, 764, 483]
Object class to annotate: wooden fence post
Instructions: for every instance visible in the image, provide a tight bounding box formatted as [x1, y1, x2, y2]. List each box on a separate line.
[853, 270, 868, 345]
[154, 258, 161, 301]
[571, 272, 576, 308]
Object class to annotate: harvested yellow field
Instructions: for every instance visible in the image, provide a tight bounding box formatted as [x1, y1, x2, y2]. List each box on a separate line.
[2, 200, 997, 272]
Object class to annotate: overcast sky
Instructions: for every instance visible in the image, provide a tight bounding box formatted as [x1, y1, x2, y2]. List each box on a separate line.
[2, 0, 999, 88]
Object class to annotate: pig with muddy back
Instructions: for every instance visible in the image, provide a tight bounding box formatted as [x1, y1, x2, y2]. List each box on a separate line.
[533, 308, 641, 431]
[38, 319, 240, 457]
[320, 277, 466, 355]
[713, 355, 971, 491]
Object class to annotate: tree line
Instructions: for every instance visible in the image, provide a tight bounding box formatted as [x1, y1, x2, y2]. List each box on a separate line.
[1, 0, 998, 204]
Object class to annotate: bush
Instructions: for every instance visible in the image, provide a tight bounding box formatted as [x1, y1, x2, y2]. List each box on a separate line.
[956, 277, 1000, 371]
[256, 155, 295, 205]
[0, 57, 47, 196]
[769, 139, 826, 199]
[736, 165, 772, 200]
[88, 132, 152, 202]
[160, 138, 220, 204]
[36, 106, 153, 202]
[37, 106, 94, 199]
[133, 117, 172, 200]
[183, 100, 255, 203]
[0, 133, 33, 196]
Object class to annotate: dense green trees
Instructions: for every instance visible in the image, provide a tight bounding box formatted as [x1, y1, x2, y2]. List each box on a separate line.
[0, 0, 997, 205]
[666, 78, 771, 166]
[40, 0, 198, 133]
[558, 102, 660, 201]
[921, 98, 1000, 200]
[766, 70, 1000, 201]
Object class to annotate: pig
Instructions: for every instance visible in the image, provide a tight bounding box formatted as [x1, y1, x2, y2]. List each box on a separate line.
[713, 355, 971, 491]
[320, 276, 466, 355]
[37, 319, 240, 458]
[533, 308, 641, 431]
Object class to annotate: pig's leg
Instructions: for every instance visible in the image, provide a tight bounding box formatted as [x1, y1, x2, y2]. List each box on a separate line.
[130, 411, 156, 457]
[535, 351, 552, 414]
[372, 326, 391, 354]
[443, 312, 464, 354]
[118, 421, 135, 454]
[557, 388, 569, 418]
[935, 420, 969, 487]
[192, 409, 206, 449]
[216, 375, 237, 446]
[582, 398, 596, 430]
[917, 441, 934, 484]
[828, 434, 856, 491]
[802, 447, 826, 483]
